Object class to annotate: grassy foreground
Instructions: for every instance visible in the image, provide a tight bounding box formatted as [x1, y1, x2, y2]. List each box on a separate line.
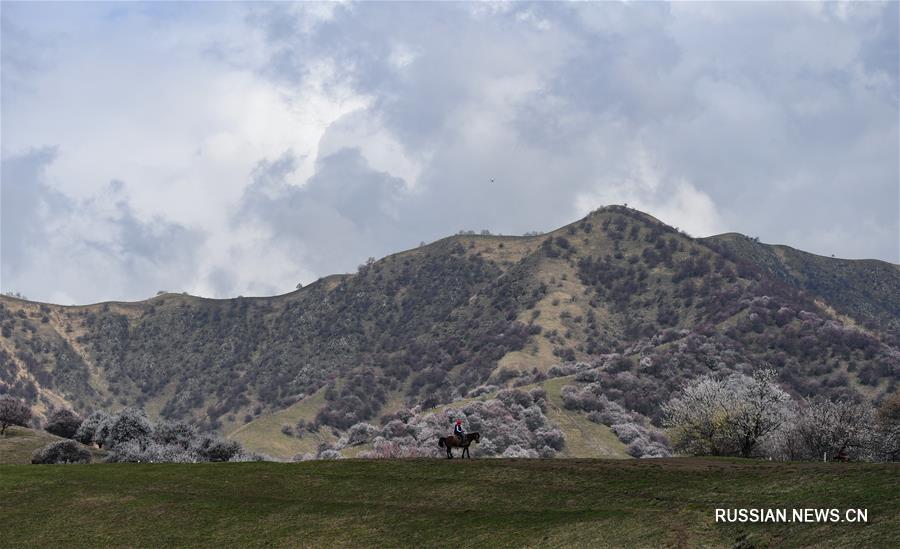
[1, 458, 897, 548]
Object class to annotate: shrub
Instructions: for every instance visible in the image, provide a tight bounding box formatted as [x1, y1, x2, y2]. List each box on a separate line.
[44, 409, 83, 439]
[575, 369, 601, 382]
[314, 369, 387, 429]
[537, 446, 556, 458]
[346, 422, 377, 446]
[193, 436, 242, 462]
[649, 430, 670, 447]
[230, 452, 272, 462]
[611, 423, 643, 444]
[31, 440, 91, 464]
[468, 385, 498, 398]
[107, 440, 196, 463]
[383, 419, 409, 439]
[317, 449, 342, 460]
[152, 420, 196, 448]
[522, 406, 546, 430]
[548, 364, 577, 377]
[560, 383, 604, 412]
[361, 438, 430, 459]
[314, 442, 344, 460]
[496, 389, 533, 409]
[501, 445, 539, 458]
[627, 438, 671, 458]
[534, 427, 565, 451]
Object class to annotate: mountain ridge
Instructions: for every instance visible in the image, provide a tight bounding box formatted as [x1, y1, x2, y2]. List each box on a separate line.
[6, 213, 896, 309]
[1, 205, 897, 458]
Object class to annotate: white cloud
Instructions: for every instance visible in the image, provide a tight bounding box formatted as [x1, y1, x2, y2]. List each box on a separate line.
[388, 42, 420, 71]
[318, 110, 424, 189]
[575, 142, 726, 238]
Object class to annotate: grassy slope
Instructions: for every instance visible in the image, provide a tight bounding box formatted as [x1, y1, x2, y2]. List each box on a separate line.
[227, 388, 337, 459]
[1, 459, 897, 548]
[0, 426, 106, 464]
[542, 376, 629, 459]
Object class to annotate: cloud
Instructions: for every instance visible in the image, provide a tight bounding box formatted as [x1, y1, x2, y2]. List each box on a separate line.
[0, 147, 67, 276]
[574, 142, 726, 238]
[1, 1, 897, 303]
[1, 148, 204, 304]
[234, 147, 409, 284]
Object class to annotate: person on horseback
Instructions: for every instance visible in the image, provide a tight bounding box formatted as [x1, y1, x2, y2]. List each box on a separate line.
[453, 419, 466, 445]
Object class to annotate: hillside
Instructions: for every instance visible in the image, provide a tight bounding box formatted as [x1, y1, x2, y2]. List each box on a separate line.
[0, 426, 106, 464]
[2, 459, 898, 548]
[703, 233, 900, 336]
[1, 206, 897, 457]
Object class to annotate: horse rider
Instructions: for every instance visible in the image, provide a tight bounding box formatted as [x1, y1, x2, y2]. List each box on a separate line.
[454, 419, 466, 445]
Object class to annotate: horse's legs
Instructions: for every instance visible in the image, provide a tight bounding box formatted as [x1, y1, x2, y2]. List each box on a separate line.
[446, 446, 452, 459]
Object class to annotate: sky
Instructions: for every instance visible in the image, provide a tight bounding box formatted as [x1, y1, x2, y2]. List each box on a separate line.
[1, 1, 898, 305]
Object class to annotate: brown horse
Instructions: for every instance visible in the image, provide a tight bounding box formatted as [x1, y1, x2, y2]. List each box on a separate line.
[438, 432, 480, 458]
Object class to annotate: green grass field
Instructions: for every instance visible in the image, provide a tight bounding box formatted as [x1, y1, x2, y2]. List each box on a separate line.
[1, 458, 897, 548]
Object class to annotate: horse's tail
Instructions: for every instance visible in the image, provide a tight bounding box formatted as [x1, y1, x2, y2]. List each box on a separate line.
[438, 437, 445, 448]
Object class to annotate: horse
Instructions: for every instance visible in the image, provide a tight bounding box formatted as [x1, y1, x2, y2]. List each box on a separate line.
[438, 432, 480, 459]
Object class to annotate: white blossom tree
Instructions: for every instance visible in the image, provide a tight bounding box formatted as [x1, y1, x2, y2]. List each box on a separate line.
[663, 370, 790, 457]
[662, 375, 733, 456]
[794, 397, 873, 460]
[726, 369, 791, 457]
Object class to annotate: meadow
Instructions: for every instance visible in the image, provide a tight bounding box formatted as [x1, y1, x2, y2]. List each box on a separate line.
[1, 457, 897, 548]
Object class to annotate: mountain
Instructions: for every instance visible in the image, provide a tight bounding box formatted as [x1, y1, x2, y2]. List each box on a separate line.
[1, 206, 897, 457]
